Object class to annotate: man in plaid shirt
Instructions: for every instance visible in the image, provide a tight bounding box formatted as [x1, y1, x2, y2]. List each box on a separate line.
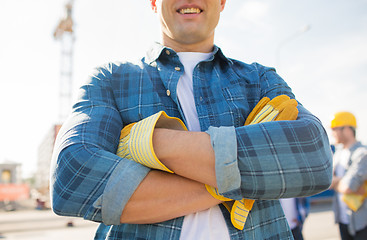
[50, 0, 333, 239]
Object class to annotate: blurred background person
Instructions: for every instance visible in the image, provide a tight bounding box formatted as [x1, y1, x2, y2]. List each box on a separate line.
[330, 111, 367, 240]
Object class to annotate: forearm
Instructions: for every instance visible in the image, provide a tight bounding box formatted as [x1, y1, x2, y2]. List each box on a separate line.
[120, 170, 221, 224]
[332, 176, 365, 195]
[152, 128, 217, 187]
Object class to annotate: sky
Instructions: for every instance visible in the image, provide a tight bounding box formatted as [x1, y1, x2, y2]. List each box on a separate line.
[1, 0, 366, 178]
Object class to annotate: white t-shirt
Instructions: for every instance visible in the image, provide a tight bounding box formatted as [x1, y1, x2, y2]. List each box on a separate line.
[176, 52, 230, 240]
[279, 198, 298, 230]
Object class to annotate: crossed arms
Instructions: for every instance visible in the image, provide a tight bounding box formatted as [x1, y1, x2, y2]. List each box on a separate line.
[50, 65, 333, 226]
[330, 147, 367, 195]
[51, 106, 332, 225]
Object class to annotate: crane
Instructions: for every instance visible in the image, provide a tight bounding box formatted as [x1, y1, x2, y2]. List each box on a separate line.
[54, 0, 75, 122]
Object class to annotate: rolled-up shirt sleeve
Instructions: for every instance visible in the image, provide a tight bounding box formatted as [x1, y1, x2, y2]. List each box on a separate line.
[207, 105, 333, 201]
[50, 63, 149, 225]
[206, 126, 241, 200]
[206, 64, 333, 201]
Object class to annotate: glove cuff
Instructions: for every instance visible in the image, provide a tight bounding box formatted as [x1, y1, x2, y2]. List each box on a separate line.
[129, 111, 187, 173]
[230, 199, 254, 230]
[205, 184, 232, 201]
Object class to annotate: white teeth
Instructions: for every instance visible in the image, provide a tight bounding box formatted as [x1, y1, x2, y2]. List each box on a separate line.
[179, 8, 201, 14]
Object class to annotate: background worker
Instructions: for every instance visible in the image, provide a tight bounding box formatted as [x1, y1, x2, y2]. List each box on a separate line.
[330, 111, 367, 240]
[50, 0, 333, 239]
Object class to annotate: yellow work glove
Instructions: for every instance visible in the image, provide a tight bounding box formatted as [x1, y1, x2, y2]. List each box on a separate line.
[116, 111, 187, 173]
[245, 95, 298, 125]
[342, 181, 367, 212]
[206, 95, 298, 230]
[206, 185, 254, 230]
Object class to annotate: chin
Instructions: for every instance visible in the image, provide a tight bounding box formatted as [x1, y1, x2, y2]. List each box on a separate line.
[177, 33, 207, 44]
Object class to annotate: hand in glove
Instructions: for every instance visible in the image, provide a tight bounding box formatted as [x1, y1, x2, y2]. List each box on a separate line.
[116, 111, 187, 173]
[206, 95, 299, 230]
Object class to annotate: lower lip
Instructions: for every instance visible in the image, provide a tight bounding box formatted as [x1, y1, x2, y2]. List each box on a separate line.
[177, 12, 202, 19]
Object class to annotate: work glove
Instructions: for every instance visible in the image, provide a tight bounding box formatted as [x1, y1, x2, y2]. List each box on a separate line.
[206, 184, 254, 230]
[116, 111, 187, 173]
[342, 181, 367, 212]
[206, 95, 299, 230]
[245, 95, 298, 125]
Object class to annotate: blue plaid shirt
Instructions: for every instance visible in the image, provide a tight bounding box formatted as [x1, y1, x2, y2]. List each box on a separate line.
[51, 43, 333, 239]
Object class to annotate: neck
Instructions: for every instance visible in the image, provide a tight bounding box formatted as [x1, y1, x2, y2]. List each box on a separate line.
[161, 34, 215, 53]
[343, 139, 357, 149]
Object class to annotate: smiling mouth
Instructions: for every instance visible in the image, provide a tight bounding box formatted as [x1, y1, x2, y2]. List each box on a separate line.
[178, 8, 202, 14]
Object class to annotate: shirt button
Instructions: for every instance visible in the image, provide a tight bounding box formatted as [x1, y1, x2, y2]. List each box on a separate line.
[200, 97, 203, 102]
[174, 66, 181, 71]
[165, 50, 170, 55]
[166, 90, 171, 96]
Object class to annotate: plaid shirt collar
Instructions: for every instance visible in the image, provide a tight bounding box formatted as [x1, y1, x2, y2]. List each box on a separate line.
[144, 42, 233, 66]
